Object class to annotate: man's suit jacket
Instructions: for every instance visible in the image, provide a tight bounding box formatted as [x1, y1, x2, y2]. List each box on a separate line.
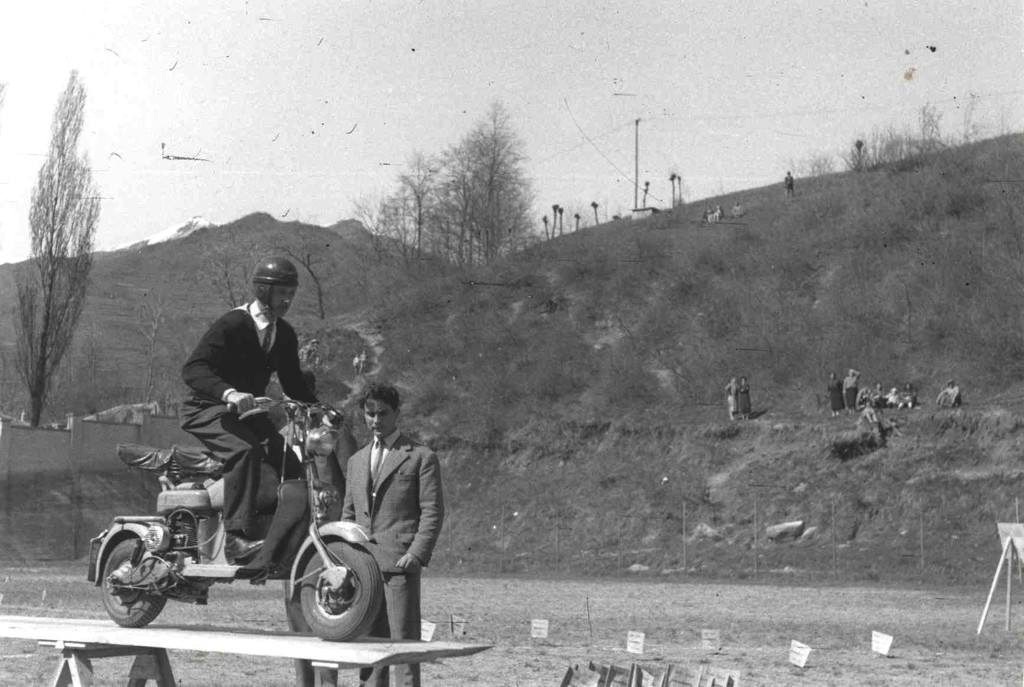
[342, 433, 444, 574]
[181, 308, 315, 407]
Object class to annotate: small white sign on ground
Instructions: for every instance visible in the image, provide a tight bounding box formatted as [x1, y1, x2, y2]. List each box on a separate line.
[530, 618, 549, 639]
[626, 630, 645, 654]
[788, 640, 812, 668]
[701, 628, 721, 652]
[420, 620, 436, 642]
[871, 630, 893, 656]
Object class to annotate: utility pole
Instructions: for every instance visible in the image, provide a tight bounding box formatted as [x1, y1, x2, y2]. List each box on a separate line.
[634, 118, 640, 211]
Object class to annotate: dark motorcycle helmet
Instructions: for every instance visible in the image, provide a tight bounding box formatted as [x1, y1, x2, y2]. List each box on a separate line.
[252, 256, 299, 304]
[252, 256, 299, 286]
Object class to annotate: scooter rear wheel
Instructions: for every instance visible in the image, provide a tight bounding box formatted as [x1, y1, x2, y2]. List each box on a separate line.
[101, 538, 168, 628]
[297, 539, 383, 641]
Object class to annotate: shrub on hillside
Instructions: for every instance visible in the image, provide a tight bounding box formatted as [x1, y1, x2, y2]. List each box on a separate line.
[829, 430, 883, 461]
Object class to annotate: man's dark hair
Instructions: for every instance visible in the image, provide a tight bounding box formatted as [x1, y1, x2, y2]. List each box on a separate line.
[360, 381, 401, 411]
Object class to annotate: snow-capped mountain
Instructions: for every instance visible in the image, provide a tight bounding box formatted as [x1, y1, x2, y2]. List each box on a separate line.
[114, 216, 215, 251]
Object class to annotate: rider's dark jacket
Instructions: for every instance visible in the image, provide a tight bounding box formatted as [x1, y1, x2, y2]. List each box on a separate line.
[181, 308, 315, 405]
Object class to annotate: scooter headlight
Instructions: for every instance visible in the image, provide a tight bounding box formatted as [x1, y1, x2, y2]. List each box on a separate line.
[143, 524, 171, 553]
[305, 425, 338, 460]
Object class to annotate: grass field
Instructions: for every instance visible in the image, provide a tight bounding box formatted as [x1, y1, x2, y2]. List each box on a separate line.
[1, 563, 1023, 685]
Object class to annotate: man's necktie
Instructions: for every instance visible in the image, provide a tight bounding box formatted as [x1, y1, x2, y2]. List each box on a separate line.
[370, 436, 384, 482]
[262, 321, 275, 353]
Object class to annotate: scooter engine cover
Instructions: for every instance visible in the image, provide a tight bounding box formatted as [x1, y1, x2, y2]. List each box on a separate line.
[156, 489, 213, 515]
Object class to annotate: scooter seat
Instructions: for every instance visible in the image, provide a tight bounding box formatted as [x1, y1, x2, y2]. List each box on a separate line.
[157, 489, 214, 515]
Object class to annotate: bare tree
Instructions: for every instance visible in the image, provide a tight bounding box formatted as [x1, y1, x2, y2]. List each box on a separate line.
[573, 212, 580, 232]
[136, 291, 167, 402]
[398, 151, 438, 260]
[557, 206, 564, 235]
[542, 215, 550, 239]
[591, 201, 599, 225]
[961, 93, 982, 143]
[642, 180, 650, 208]
[280, 242, 330, 319]
[843, 139, 867, 172]
[14, 71, 99, 426]
[450, 102, 533, 262]
[204, 228, 259, 307]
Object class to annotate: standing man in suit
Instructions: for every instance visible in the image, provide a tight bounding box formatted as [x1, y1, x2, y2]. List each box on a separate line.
[343, 382, 444, 687]
[180, 256, 318, 563]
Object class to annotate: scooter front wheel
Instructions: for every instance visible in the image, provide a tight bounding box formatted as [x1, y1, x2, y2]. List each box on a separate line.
[101, 538, 167, 628]
[297, 539, 383, 641]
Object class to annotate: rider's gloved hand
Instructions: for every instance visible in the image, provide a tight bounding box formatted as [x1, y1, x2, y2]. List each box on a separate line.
[225, 390, 255, 414]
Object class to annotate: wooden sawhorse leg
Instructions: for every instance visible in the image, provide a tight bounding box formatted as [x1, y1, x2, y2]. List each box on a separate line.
[42, 640, 176, 687]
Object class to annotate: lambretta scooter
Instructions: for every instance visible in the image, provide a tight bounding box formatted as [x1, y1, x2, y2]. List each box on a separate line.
[87, 398, 383, 641]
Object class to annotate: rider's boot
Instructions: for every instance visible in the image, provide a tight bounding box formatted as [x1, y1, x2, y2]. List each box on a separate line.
[225, 532, 264, 564]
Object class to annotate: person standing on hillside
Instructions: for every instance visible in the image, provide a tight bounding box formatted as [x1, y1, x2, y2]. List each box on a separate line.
[737, 376, 752, 419]
[725, 377, 739, 420]
[784, 171, 795, 198]
[827, 372, 844, 417]
[842, 369, 860, 414]
[179, 256, 317, 563]
[343, 382, 444, 687]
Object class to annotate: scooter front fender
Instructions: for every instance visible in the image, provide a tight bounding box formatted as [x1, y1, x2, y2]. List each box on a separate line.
[88, 520, 156, 584]
[288, 520, 373, 593]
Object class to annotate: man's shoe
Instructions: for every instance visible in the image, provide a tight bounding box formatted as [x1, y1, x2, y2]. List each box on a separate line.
[225, 533, 264, 564]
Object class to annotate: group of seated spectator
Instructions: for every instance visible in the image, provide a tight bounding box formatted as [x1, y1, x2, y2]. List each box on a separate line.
[855, 382, 918, 410]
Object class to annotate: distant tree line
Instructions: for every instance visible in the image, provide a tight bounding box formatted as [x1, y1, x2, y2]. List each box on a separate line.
[357, 102, 534, 267]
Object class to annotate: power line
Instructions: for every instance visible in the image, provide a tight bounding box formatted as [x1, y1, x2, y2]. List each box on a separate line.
[561, 98, 635, 190]
[534, 119, 635, 165]
[561, 100, 666, 205]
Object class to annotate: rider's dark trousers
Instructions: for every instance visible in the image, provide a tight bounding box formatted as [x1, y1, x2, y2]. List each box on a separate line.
[360, 570, 422, 687]
[180, 402, 285, 534]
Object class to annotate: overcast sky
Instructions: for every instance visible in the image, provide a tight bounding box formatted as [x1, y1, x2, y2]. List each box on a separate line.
[0, 1, 1021, 264]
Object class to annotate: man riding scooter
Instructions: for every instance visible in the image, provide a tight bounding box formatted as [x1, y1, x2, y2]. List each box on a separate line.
[179, 256, 317, 564]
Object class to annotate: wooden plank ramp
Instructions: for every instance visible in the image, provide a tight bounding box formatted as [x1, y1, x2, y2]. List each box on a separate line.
[0, 615, 490, 667]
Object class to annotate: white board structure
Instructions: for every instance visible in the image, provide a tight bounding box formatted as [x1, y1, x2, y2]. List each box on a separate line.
[530, 618, 549, 639]
[871, 630, 893, 656]
[626, 630, 645, 654]
[420, 620, 436, 642]
[788, 640, 812, 668]
[978, 523, 1024, 634]
[0, 614, 490, 669]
